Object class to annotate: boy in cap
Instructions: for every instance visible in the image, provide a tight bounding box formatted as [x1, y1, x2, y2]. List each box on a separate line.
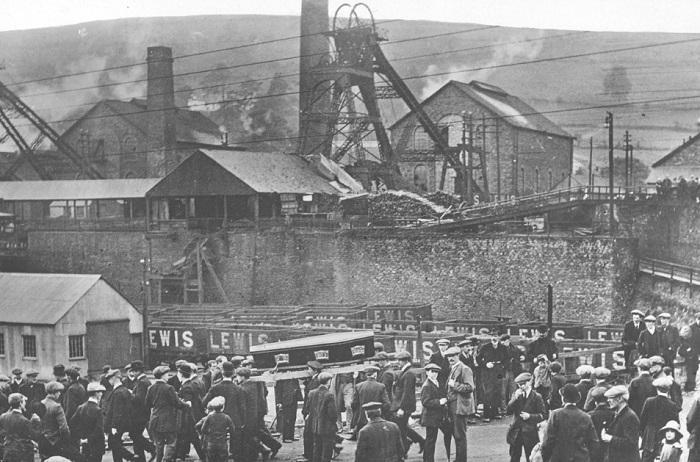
[574, 365, 595, 410]
[506, 372, 545, 462]
[658, 312, 680, 368]
[600, 386, 639, 462]
[352, 364, 390, 432]
[10, 367, 25, 394]
[355, 402, 404, 462]
[638, 315, 663, 358]
[69, 383, 106, 462]
[0, 392, 41, 462]
[196, 396, 235, 462]
[628, 358, 655, 417]
[39, 381, 80, 461]
[541, 384, 599, 462]
[421, 363, 448, 462]
[639, 377, 680, 462]
[623, 310, 645, 369]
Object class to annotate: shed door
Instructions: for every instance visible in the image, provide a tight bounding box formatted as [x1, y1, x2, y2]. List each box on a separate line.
[86, 320, 133, 372]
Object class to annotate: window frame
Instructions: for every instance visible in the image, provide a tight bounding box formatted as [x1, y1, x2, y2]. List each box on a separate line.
[22, 335, 37, 360]
[68, 335, 85, 360]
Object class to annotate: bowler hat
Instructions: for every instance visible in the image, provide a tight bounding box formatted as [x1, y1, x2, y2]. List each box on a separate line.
[11, 368, 22, 376]
[53, 364, 65, 376]
[536, 324, 549, 334]
[630, 309, 644, 316]
[177, 363, 193, 376]
[130, 360, 144, 372]
[221, 361, 235, 373]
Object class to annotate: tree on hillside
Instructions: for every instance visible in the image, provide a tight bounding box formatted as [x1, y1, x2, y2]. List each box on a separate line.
[599, 156, 650, 187]
[602, 65, 631, 102]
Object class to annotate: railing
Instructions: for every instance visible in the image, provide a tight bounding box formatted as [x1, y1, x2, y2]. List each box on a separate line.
[23, 217, 148, 232]
[639, 257, 700, 288]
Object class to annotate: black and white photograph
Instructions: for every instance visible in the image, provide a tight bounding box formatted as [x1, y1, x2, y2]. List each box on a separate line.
[0, 0, 699, 460]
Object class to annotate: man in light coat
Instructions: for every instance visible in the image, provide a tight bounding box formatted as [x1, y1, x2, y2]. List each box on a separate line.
[445, 346, 474, 462]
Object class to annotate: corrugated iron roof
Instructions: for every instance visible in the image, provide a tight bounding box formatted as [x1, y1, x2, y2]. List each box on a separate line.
[0, 273, 102, 325]
[201, 150, 340, 194]
[0, 178, 159, 201]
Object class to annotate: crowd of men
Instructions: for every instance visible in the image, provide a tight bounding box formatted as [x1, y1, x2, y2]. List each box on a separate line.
[1, 312, 700, 462]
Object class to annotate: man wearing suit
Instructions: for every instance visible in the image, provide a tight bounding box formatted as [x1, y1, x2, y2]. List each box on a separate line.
[275, 376, 302, 442]
[628, 358, 655, 417]
[574, 365, 595, 410]
[506, 372, 546, 462]
[421, 363, 448, 462]
[176, 363, 205, 461]
[130, 360, 155, 462]
[62, 368, 87, 423]
[0, 393, 41, 462]
[445, 346, 474, 462]
[680, 312, 700, 391]
[355, 401, 404, 462]
[659, 312, 681, 367]
[390, 350, 418, 456]
[458, 338, 481, 421]
[375, 353, 395, 401]
[302, 360, 324, 461]
[639, 377, 680, 462]
[103, 369, 135, 462]
[638, 315, 664, 358]
[476, 332, 508, 421]
[600, 385, 641, 462]
[19, 369, 45, 416]
[70, 382, 106, 462]
[352, 365, 390, 430]
[622, 310, 645, 368]
[203, 361, 247, 454]
[10, 368, 25, 394]
[428, 339, 452, 390]
[145, 365, 189, 462]
[306, 372, 337, 462]
[541, 383, 599, 462]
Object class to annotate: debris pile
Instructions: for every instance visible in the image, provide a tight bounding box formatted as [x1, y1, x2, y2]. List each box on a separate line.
[425, 191, 464, 209]
[368, 190, 449, 223]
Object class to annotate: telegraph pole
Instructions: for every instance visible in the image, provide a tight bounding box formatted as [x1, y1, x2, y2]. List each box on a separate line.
[624, 130, 631, 189]
[629, 144, 634, 187]
[588, 137, 593, 187]
[605, 112, 615, 234]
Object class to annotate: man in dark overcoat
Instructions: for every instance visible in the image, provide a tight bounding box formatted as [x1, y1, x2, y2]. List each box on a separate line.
[526, 325, 558, 365]
[0, 393, 41, 462]
[145, 365, 189, 462]
[175, 363, 205, 461]
[541, 384, 599, 462]
[302, 360, 324, 461]
[69, 382, 106, 462]
[62, 367, 87, 423]
[587, 387, 614, 462]
[352, 364, 390, 431]
[275, 376, 302, 443]
[420, 363, 447, 462]
[574, 365, 595, 410]
[628, 358, 655, 417]
[103, 369, 135, 462]
[203, 361, 247, 454]
[600, 385, 641, 462]
[681, 312, 700, 391]
[639, 376, 680, 462]
[306, 372, 337, 462]
[638, 315, 664, 358]
[658, 312, 681, 368]
[375, 353, 395, 401]
[622, 310, 645, 369]
[355, 401, 404, 462]
[390, 351, 418, 455]
[237, 366, 269, 462]
[130, 360, 155, 462]
[19, 369, 45, 416]
[506, 372, 545, 462]
[476, 332, 507, 421]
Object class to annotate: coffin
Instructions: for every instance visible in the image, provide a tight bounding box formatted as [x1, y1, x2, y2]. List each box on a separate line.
[249, 330, 375, 369]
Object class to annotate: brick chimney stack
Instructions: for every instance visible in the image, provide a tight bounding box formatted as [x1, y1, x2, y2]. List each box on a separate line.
[146, 46, 176, 177]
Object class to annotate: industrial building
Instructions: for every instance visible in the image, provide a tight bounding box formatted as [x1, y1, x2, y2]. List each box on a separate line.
[0, 272, 142, 377]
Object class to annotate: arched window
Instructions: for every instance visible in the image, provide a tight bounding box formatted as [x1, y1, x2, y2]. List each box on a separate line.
[437, 114, 463, 147]
[121, 135, 137, 159]
[413, 165, 428, 192]
[413, 126, 431, 151]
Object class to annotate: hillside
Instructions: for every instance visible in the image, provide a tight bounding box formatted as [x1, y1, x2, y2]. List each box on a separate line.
[1, 14, 700, 169]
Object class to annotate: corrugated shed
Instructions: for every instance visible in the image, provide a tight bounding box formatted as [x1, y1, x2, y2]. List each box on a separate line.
[0, 178, 160, 201]
[202, 150, 340, 194]
[0, 273, 101, 325]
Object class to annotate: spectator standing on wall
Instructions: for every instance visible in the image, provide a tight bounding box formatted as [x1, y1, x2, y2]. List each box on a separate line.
[658, 312, 680, 369]
[622, 310, 646, 369]
[638, 315, 663, 358]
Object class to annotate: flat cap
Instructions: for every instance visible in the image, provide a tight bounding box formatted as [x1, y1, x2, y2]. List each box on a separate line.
[362, 401, 383, 411]
[236, 367, 251, 378]
[457, 339, 470, 347]
[373, 352, 389, 360]
[208, 396, 226, 409]
[174, 359, 188, 367]
[177, 363, 193, 375]
[604, 385, 629, 399]
[25, 369, 38, 376]
[630, 309, 644, 316]
[514, 372, 532, 383]
[658, 312, 671, 319]
[652, 376, 674, 390]
[307, 360, 323, 370]
[130, 360, 144, 371]
[575, 365, 595, 377]
[395, 351, 412, 360]
[153, 366, 170, 378]
[86, 382, 106, 393]
[11, 368, 22, 375]
[590, 386, 608, 400]
[424, 363, 442, 372]
[0, 374, 10, 382]
[635, 358, 651, 370]
[317, 372, 333, 383]
[649, 355, 666, 366]
[644, 315, 657, 322]
[444, 347, 461, 357]
[593, 367, 611, 378]
[436, 338, 450, 345]
[373, 341, 385, 351]
[364, 365, 380, 374]
[231, 355, 246, 362]
[500, 334, 511, 341]
[104, 369, 121, 380]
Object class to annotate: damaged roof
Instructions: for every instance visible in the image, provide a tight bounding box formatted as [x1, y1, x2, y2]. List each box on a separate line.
[0, 178, 160, 201]
[390, 80, 571, 139]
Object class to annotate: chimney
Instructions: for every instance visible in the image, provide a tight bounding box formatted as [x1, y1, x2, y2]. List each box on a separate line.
[146, 46, 177, 177]
[298, 0, 330, 156]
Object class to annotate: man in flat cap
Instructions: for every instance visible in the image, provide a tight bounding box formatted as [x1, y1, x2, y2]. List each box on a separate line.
[103, 368, 135, 462]
[0, 392, 41, 462]
[10, 367, 25, 394]
[583, 367, 613, 412]
[352, 364, 390, 432]
[69, 382, 106, 462]
[203, 361, 248, 454]
[355, 402, 404, 462]
[477, 331, 508, 422]
[375, 352, 396, 402]
[302, 360, 324, 461]
[421, 363, 448, 462]
[39, 381, 80, 461]
[541, 383, 599, 462]
[658, 312, 680, 368]
[129, 360, 155, 462]
[587, 387, 614, 447]
[146, 365, 190, 462]
[526, 325, 558, 366]
[628, 358, 655, 417]
[19, 369, 45, 416]
[428, 339, 452, 392]
[175, 363, 205, 462]
[600, 386, 640, 462]
[506, 372, 545, 462]
[305, 372, 337, 462]
[445, 346, 474, 462]
[638, 315, 663, 358]
[622, 310, 646, 369]
[458, 338, 482, 420]
[574, 365, 595, 410]
[639, 377, 680, 462]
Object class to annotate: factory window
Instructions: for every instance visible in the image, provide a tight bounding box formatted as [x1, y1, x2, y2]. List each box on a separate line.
[68, 335, 85, 359]
[414, 165, 428, 192]
[22, 335, 37, 359]
[413, 126, 431, 151]
[0, 333, 4, 356]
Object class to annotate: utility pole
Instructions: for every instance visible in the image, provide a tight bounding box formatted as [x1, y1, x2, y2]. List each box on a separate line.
[588, 137, 593, 187]
[624, 130, 631, 189]
[547, 284, 553, 335]
[140, 258, 150, 368]
[605, 112, 615, 234]
[629, 145, 634, 187]
[495, 119, 501, 200]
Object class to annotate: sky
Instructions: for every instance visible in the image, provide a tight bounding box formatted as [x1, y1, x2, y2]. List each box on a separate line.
[1, 0, 699, 34]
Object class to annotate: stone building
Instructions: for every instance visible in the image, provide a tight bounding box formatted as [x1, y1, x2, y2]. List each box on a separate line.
[389, 80, 574, 199]
[647, 132, 700, 182]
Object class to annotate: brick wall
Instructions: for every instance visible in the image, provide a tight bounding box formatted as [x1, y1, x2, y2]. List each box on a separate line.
[391, 84, 572, 198]
[15, 228, 637, 324]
